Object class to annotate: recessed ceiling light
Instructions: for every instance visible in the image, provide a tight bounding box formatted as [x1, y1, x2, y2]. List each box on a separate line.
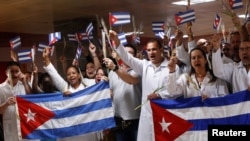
[172, 0, 215, 5]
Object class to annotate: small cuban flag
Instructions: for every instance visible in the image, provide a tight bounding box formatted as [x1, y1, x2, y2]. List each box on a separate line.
[74, 44, 82, 60]
[9, 36, 21, 50]
[155, 32, 165, 39]
[86, 22, 94, 37]
[38, 42, 49, 52]
[152, 21, 165, 33]
[213, 13, 221, 31]
[118, 32, 127, 45]
[109, 12, 131, 26]
[175, 9, 196, 26]
[229, 0, 243, 10]
[49, 32, 61, 46]
[67, 33, 93, 42]
[17, 49, 33, 63]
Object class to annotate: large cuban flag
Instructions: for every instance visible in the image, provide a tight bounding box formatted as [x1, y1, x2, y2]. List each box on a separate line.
[16, 81, 115, 140]
[175, 9, 196, 26]
[151, 90, 250, 141]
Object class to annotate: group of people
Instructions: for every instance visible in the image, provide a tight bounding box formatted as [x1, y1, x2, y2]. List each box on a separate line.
[0, 14, 250, 141]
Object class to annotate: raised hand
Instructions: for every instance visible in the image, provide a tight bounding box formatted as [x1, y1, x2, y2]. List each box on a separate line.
[109, 30, 120, 48]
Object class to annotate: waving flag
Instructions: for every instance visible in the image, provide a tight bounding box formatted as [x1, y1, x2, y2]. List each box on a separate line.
[17, 49, 32, 63]
[213, 13, 222, 31]
[118, 32, 127, 45]
[49, 32, 61, 46]
[155, 32, 165, 39]
[67, 33, 93, 42]
[74, 44, 82, 60]
[16, 81, 115, 140]
[152, 21, 165, 33]
[151, 90, 250, 141]
[38, 42, 49, 52]
[109, 12, 131, 26]
[9, 36, 21, 49]
[132, 34, 140, 44]
[86, 22, 94, 36]
[229, 0, 243, 9]
[175, 9, 196, 26]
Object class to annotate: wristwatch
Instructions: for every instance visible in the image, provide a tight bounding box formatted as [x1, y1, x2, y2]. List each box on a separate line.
[113, 65, 119, 71]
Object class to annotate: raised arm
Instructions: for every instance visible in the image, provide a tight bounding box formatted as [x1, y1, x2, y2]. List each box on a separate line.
[89, 42, 101, 69]
[43, 47, 68, 92]
[103, 57, 139, 84]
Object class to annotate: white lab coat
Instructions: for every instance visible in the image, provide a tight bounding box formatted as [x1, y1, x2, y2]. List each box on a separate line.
[0, 80, 39, 141]
[115, 44, 180, 141]
[212, 48, 248, 93]
[165, 72, 229, 98]
[43, 63, 99, 141]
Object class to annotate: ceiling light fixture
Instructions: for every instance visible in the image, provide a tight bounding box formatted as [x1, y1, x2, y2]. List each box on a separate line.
[172, 0, 215, 5]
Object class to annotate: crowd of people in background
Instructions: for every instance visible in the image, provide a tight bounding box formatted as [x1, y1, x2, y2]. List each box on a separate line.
[0, 11, 250, 141]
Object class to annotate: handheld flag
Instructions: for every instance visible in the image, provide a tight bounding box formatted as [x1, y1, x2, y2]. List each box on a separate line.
[16, 81, 115, 140]
[155, 32, 165, 39]
[151, 90, 250, 140]
[67, 33, 93, 42]
[118, 32, 128, 45]
[9, 36, 21, 50]
[175, 9, 196, 26]
[132, 34, 140, 45]
[17, 49, 32, 63]
[74, 44, 82, 60]
[152, 21, 165, 33]
[49, 32, 61, 46]
[38, 43, 49, 52]
[109, 12, 131, 26]
[229, 0, 243, 10]
[86, 22, 94, 37]
[213, 13, 222, 31]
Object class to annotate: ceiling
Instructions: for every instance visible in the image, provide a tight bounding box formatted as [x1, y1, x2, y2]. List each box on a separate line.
[0, 0, 247, 37]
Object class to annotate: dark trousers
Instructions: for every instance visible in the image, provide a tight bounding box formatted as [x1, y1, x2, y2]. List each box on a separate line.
[114, 117, 139, 141]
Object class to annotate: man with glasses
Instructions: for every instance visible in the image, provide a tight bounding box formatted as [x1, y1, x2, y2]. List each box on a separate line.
[212, 37, 250, 93]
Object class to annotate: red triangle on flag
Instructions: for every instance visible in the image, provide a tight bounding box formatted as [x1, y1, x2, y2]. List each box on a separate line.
[109, 13, 117, 26]
[150, 101, 193, 141]
[229, 0, 233, 8]
[16, 97, 55, 138]
[174, 15, 183, 25]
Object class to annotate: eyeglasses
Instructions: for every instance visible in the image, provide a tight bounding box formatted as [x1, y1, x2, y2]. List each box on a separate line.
[239, 47, 250, 52]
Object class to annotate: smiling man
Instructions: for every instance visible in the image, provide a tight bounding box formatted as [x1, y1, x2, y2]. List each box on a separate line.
[109, 30, 180, 141]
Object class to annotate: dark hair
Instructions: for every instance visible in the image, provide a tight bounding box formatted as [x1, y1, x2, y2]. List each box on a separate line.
[147, 38, 163, 49]
[6, 61, 20, 70]
[96, 67, 108, 77]
[66, 65, 80, 74]
[38, 72, 50, 85]
[189, 47, 216, 83]
[124, 43, 137, 56]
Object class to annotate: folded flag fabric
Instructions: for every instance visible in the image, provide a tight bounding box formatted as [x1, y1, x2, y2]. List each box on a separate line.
[17, 49, 32, 63]
[229, 0, 243, 9]
[151, 90, 250, 141]
[9, 36, 21, 49]
[118, 32, 127, 45]
[109, 12, 131, 26]
[175, 9, 196, 26]
[152, 21, 165, 33]
[16, 81, 115, 140]
[213, 13, 221, 31]
[49, 32, 61, 46]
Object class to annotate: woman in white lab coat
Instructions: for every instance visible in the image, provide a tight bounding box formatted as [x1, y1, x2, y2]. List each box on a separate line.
[166, 47, 229, 99]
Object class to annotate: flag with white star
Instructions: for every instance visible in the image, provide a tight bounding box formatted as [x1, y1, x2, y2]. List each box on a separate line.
[151, 89, 250, 141]
[16, 81, 115, 140]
